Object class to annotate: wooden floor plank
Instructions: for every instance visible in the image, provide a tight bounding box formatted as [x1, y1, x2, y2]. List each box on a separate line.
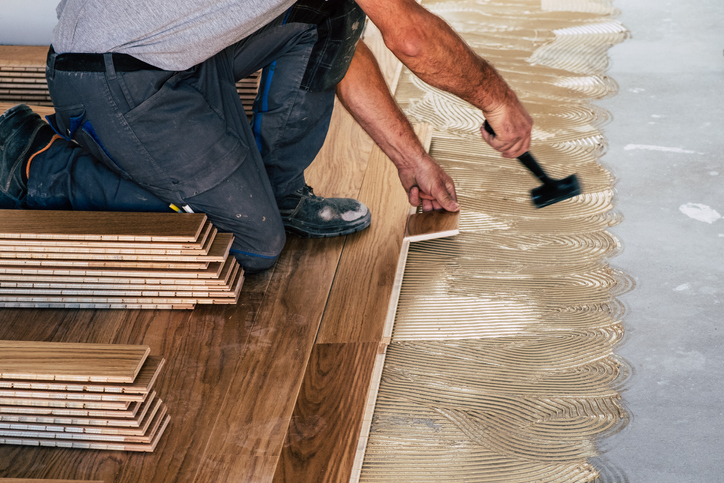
[0, 414, 170, 452]
[316, 124, 430, 345]
[0, 222, 215, 252]
[0, 479, 104, 483]
[273, 342, 379, 483]
[404, 209, 460, 242]
[0, 392, 159, 428]
[0, 404, 167, 444]
[0, 211, 206, 243]
[0, 399, 163, 436]
[0, 341, 149, 383]
[0, 357, 164, 394]
[0, 46, 49, 67]
[0, 259, 226, 279]
[192, 236, 344, 483]
[0, 258, 210, 270]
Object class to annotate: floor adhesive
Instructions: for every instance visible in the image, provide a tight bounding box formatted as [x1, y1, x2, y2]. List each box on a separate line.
[359, 0, 630, 481]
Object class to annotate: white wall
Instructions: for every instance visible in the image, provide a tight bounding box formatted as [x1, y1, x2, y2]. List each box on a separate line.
[0, 0, 57, 45]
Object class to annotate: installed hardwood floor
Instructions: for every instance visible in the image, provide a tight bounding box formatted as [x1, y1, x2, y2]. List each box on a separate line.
[0, 25, 407, 482]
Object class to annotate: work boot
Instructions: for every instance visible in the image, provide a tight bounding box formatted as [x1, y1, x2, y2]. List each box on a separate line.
[0, 104, 55, 208]
[277, 185, 371, 238]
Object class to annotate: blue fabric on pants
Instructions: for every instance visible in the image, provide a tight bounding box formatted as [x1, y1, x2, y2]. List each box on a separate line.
[32, 12, 352, 272]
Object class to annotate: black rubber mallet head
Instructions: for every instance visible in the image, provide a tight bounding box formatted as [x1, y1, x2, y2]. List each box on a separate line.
[484, 120, 581, 208]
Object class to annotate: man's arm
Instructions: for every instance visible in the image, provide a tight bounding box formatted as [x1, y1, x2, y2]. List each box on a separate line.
[336, 40, 459, 212]
[355, 0, 533, 159]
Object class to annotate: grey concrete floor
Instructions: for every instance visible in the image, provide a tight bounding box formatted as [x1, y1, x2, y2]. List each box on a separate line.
[597, 0, 723, 480]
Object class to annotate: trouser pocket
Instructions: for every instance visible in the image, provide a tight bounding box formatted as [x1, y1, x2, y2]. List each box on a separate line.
[287, 0, 366, 92]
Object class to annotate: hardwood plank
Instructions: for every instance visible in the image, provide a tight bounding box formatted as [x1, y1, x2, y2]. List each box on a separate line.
[192, 236, 344, 482]
[0, 280, 236, 295]
[0, 260, 225, 279]
[0, 341, 149, 383]
[0, 46, 48, 67]
[0, 302, 195, 310]
[316, 124, 431, 344]
[0, 211, 206, 242]
[0, 388, 144, 403]
[0, 395, 146, 419]
[0, 414, 170, 452]
[0, 391, 158, 428]
[0, 357, 164, 394]
[0, 264, 241, 304]
[0, 403, 167, 444]
[404, 209, 460, 242]
[0, 399, 163, 436]
[0, 224, 216, 254]
[273, 343, 378, 483]
[0, 255, 234, 284]
[0, 396, 131, 411]
[0, 259, 209, 270]
[0, 479, 104, 483]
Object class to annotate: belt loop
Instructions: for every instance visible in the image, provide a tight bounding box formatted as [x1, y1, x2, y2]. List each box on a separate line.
[103, 53, 117, 79]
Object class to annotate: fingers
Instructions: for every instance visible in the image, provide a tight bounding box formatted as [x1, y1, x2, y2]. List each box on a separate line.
[408, 186, 421, 207]
[400, 157, 460, 212]
[481, 94, 534, 158]
[480, 121, 531, 158]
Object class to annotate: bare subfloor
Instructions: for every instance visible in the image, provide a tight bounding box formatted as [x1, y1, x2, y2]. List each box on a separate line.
[598, 0, 724, 480]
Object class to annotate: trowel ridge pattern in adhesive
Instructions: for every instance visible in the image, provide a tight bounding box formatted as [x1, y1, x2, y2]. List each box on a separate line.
[360, 0, 631, 481]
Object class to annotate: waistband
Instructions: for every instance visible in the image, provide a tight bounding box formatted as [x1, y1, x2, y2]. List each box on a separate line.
[48, 46, 163, 73]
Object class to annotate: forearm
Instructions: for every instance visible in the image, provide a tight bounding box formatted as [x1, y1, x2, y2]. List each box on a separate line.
[356, 0, 533, 158]
[357, 0, 511, 113]
[336, 40, 426, 171]
[337, 41, 458, 211]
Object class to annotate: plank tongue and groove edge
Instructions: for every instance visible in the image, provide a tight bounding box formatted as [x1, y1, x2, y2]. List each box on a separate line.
[0, 210, 207, 242]
[0, 357, 165, 394]
[0, 232, 233, 262]
[0, 221, 215, 251]
[404, 209, 460, 242]
[0, 341, 150, 383]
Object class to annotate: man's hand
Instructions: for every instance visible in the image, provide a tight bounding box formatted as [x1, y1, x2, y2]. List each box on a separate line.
[479, 90, 533, 158]
[397, 154, 459, 212]
[356, 0, 534, 159]
[336, 41, 460, 212]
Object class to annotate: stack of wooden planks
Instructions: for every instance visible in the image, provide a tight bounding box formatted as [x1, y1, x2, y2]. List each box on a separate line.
[0, 46, 261, 115]
[0, 210, 244, 309]
[0, 341, 170, 452]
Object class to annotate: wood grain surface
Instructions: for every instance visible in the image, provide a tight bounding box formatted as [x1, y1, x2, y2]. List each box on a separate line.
[316, 124, 430, 344]
[0, 211, 206, 242]
[404, 209, 460, 242]
[273, 343, 378, 483]
[0, 342, 149, 383]
[0, 24, 402, 481]
[0, 46, 49, 67]
[0, 479, 104, 482]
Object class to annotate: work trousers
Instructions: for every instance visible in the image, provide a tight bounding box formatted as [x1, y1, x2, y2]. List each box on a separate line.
[31, 2, 363, 271]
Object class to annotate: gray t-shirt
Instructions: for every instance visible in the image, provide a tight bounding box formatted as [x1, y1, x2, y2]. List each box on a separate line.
[52, 0, 296, 71]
